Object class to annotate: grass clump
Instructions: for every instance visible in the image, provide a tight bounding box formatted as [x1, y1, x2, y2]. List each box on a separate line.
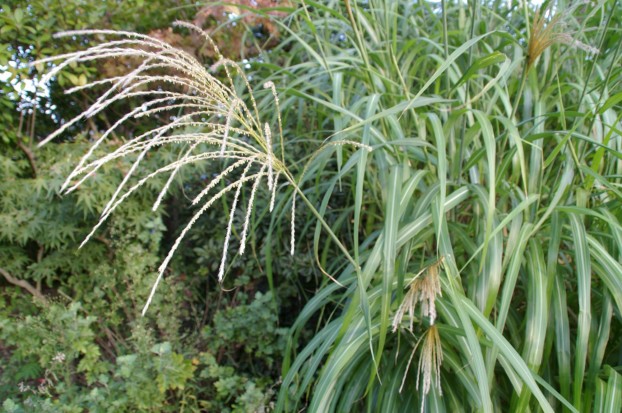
[34, 1, 622, 412]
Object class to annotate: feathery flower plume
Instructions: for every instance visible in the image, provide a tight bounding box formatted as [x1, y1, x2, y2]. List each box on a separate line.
[32, 24, 290, 314]
[527, 5, 598, 71]
[392, 257, 444, 332]
[152, 141, 200, 212]
[416, 325, 443, 398]
[35, 22, 366, 315]
[400, 326, 443, 412]
[394, 258, 445, 409]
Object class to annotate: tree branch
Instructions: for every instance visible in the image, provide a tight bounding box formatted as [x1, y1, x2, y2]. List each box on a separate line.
[0, 267, 47, 304]
[16, 141, 38, 178]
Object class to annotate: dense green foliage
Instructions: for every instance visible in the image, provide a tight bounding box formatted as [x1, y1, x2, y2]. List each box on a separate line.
[1, 2, 298, 412]
[2, 1, 622, 412]
[0, 140, 290, 412]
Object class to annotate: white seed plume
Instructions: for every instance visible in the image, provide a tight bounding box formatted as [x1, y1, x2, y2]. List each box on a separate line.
[35, 24, 366, 314]
[32, 25, 292, 314]
[393, 258, 443, 332]
[399, 326, 443, 413]
[191, 158, 252, 205]
[143, 170, 266, 315]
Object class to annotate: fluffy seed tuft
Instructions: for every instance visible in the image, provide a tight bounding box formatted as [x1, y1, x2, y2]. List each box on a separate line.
[33, 27, 287, 314]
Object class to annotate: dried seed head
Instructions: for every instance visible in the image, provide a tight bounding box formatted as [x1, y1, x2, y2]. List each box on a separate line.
[527, 6, 598, 71]
[393, 257, 444, 332]
[417, 325, 443, 396]
[399, 325, 443, 413]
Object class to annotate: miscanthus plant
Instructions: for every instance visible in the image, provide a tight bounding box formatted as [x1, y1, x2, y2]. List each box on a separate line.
[37, 0, 622, 412]
[266, 1, 621, 412]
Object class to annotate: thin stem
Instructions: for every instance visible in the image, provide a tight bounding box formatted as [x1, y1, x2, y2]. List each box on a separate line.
[511, 65, 529, 121]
